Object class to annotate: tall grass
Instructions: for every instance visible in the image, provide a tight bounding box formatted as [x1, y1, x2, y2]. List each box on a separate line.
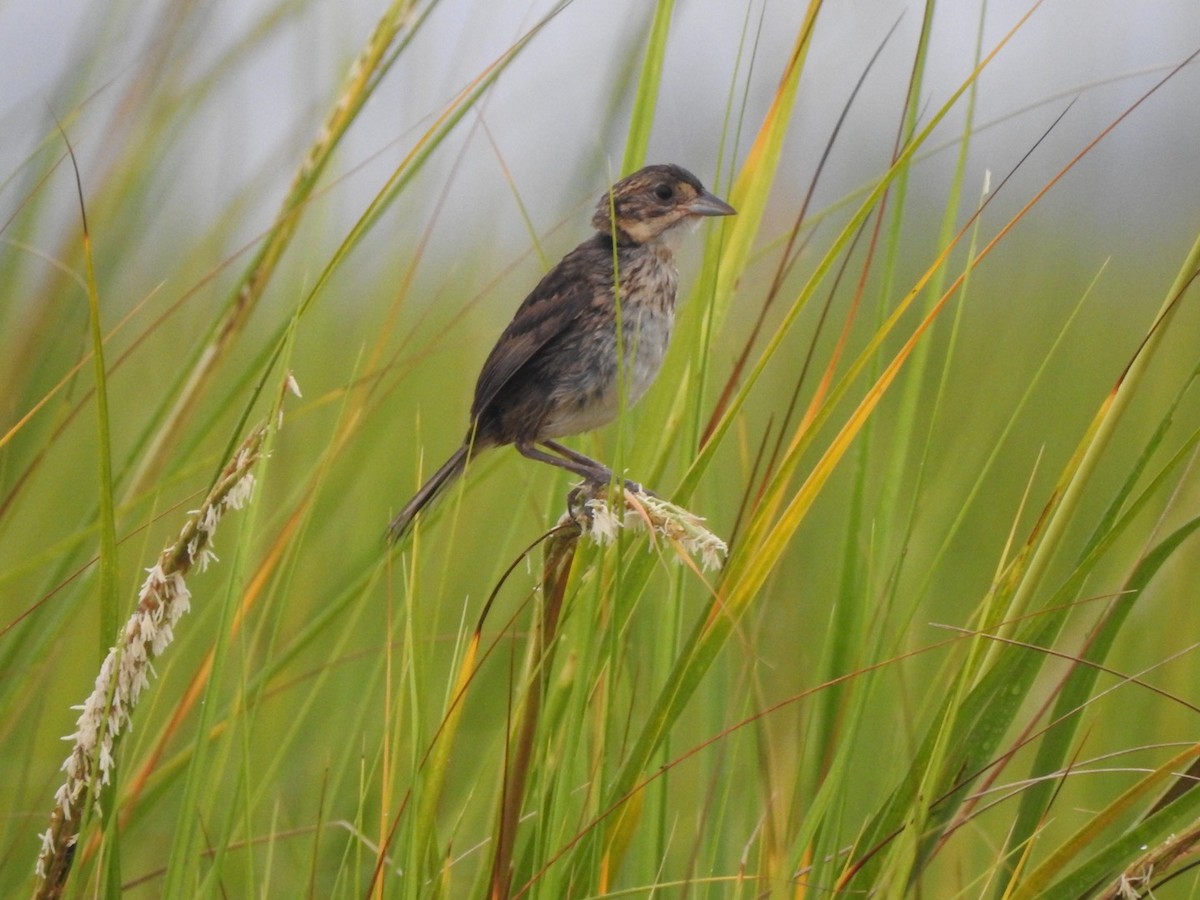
[4, 1, 1200, 897]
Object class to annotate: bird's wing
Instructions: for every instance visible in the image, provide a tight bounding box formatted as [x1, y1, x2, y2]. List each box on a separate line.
[470, 238, 606, 420]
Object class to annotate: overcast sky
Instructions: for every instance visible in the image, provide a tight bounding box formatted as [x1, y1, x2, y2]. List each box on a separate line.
[2, 0, 1198, 283]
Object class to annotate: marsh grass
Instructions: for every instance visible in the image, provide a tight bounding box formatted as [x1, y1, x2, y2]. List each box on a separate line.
[4, 1, 1200, 897]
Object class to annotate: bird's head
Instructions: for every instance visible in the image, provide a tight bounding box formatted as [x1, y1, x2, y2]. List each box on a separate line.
[591, 164, 736, 245]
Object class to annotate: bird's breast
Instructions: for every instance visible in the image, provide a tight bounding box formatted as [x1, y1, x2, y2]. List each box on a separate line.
[618, 250, 677, 402]
[537, 249, 678, 439]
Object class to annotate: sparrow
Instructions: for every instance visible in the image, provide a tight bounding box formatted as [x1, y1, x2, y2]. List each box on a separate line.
[387, 163, 735, 542]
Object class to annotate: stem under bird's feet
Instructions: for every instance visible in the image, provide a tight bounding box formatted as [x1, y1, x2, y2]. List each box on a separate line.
[560, 482, 728, 571]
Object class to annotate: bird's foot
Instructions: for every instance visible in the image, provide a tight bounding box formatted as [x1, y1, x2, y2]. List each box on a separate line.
[620, 478, 657, 498]
[566, 484, 596, 528]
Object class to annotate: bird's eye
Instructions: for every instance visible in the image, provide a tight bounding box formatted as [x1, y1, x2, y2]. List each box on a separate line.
[653, 182, 674, 201]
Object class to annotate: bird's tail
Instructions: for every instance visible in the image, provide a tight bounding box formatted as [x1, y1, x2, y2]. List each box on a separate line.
[387, 445, 470, 543]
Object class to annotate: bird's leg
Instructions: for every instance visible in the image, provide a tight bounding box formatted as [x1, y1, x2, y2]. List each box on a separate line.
[539, 440, 654, 497]
[515, 441, 611, 483]
[539, 440, 609, 476]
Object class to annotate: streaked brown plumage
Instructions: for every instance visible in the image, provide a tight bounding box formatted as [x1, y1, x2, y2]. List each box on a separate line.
[387, 164, 735, 542]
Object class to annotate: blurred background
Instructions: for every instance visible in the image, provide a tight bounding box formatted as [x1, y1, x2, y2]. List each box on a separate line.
[4, 0, 1200, 895]
[3, 0, 1198, 537]
[3, 0, 1197, 644]
[4, 1, 1199, 290]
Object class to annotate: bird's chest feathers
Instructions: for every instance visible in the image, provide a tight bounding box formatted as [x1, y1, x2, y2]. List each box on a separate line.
[613, 249, 677, 398]
[540, 249, 677, 437]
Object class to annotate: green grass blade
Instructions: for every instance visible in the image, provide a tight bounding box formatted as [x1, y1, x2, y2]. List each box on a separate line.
[620, 0, 675, 175]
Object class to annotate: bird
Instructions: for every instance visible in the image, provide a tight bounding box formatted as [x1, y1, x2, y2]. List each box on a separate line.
[387, 163, 736, 543]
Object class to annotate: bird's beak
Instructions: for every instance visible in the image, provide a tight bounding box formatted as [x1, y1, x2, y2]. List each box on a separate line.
[686, 190, 737, 218]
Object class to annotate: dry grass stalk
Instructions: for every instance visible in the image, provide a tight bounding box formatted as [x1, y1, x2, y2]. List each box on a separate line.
[33, 423, 267, 899]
